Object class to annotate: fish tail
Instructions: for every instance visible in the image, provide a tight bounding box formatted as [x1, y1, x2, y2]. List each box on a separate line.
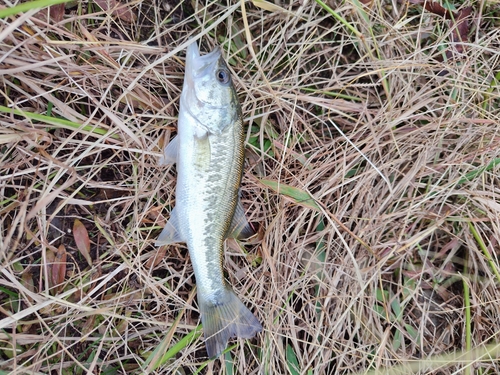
[198, 286, 262, 358]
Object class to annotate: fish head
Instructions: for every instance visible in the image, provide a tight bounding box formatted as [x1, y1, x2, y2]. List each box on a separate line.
[183, 42, 240, 135]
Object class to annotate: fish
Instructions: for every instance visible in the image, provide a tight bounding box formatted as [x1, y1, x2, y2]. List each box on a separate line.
[155, 41, 262, 358]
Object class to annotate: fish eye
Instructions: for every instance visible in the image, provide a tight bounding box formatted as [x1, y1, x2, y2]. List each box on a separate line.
[216, 69, 230, 84]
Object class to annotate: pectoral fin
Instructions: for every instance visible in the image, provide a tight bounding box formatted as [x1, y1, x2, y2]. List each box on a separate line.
[227, 199, 254, 239]
[155, 207, 184, 246]
[194, 131, 211, 168]
[159, 136, 179, 165]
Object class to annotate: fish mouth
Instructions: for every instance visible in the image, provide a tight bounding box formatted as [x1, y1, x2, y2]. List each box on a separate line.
[185, 42, 221, 80]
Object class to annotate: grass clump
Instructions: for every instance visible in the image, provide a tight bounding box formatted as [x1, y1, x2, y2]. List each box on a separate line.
[1, 0, 500, 374]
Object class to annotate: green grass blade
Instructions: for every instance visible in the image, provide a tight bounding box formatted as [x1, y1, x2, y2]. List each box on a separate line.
[463, 254, 472, 375]
[286, 343, 300, 375]
[0, 0, 72, 18]
[457, 158, 500, 186]
[0, 105, 114, 138]
[313, 0, 362, 37]
[260, 179, 320, 212]
[469, 222, 500, 283]
[155, 325, 203, 368]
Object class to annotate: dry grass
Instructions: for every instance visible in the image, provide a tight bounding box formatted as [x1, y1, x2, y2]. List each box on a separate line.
[1, 0, 500, 373]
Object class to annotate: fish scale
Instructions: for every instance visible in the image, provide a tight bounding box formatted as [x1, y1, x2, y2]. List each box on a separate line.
[156, 41, 262, 357]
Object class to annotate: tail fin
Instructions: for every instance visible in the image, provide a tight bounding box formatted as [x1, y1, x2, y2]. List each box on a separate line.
[198, 286, 262, 358]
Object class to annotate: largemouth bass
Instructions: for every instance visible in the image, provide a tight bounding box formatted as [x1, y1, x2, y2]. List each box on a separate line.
[156, 41, 262, 357]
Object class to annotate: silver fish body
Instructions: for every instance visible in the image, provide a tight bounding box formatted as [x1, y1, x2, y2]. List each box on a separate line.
[156, 41, 261, 357]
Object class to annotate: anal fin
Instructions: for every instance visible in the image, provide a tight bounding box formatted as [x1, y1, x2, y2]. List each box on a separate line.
[227, 199, 254, 239]
[159, 136, 179, 165]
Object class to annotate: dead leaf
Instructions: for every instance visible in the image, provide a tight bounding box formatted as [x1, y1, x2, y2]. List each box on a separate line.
[451, 7, 472, 45]
[409, 1, 472, 62]
[52, 244, 67, 288]
[21, 271, 35, 305]
[81, 315, 97, 336]
[145, 206, 167, 226]
[145, 246, 168, 269]
[33, 3, 65, 23]
[73, 219, 92, 266]
[444, 6, 472, 59]
[408, 0, 453, 18]
[48, 3, 65, 22]
[94, 0, 137, 23]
